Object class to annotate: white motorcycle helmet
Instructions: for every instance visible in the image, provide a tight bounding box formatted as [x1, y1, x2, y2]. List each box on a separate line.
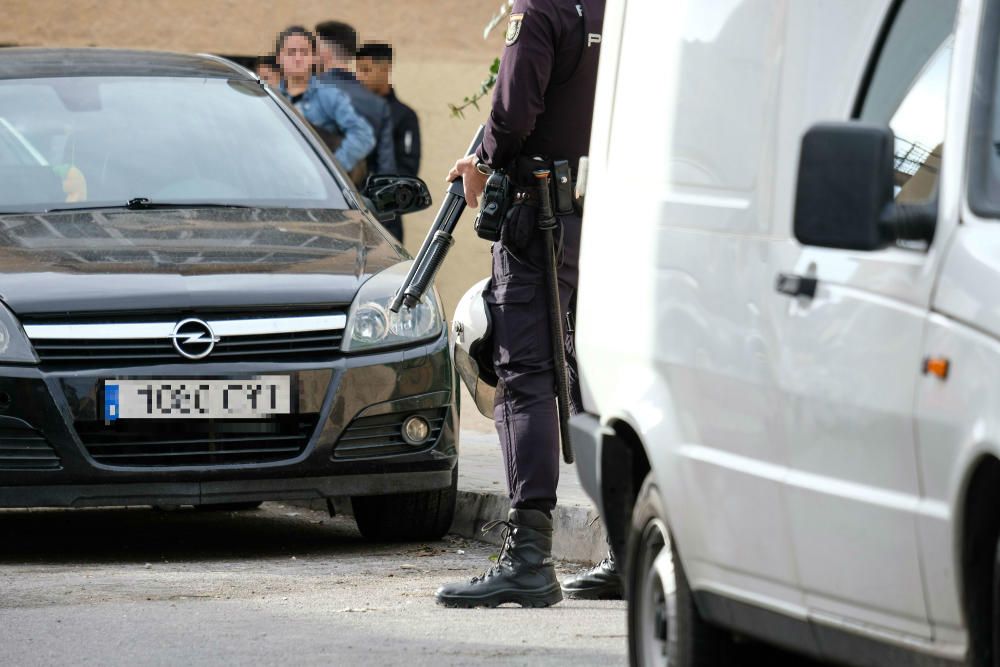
[451, 278, 497, 419]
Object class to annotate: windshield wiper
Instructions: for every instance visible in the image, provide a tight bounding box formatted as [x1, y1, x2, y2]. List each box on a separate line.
[123, 198, 253, 211]
[43, 198, 252, 213]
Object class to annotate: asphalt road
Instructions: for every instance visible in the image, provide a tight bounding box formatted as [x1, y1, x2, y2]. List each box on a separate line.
[0, 503, 826, 667]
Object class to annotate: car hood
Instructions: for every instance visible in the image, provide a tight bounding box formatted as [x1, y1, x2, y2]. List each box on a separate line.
[0, 208, 404, 315]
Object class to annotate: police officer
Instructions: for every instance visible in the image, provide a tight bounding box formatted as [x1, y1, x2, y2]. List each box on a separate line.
[435, 0, 607, 609]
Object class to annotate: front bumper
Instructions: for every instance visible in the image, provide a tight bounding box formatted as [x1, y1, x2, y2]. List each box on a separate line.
[0, 332, 458, 507]
[569, 412, 604, 514]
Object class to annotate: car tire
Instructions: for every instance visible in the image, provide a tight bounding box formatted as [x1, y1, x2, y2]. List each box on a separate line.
[993, 536, 1000, 667]
[627, 473, 730, 667]
[352, 466, 457, 542]
[195, 501, 264, 512]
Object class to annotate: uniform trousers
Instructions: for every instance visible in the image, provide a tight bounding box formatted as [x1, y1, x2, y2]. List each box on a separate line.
[486, 201, 583, 514]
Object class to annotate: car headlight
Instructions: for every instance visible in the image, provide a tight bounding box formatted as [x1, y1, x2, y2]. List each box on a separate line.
[343, 262, 444, 352]
[0, 302, 37, 364]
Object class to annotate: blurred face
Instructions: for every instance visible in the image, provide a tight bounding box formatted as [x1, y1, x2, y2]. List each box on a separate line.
[356, 57, 391, 95]
[315, 39, 336, 72]
[277, 34, 314, 79]
[256, 63, 281, 87]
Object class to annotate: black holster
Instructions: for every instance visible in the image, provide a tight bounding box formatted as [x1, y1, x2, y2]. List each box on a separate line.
[475, 171, 512, 242]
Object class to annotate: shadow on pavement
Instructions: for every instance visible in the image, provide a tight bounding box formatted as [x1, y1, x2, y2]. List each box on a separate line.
[0, 503, 398, 565]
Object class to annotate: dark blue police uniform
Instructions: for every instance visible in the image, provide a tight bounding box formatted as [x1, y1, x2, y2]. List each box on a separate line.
[435, 0, 605, 609]
[477, 0, 605, 515]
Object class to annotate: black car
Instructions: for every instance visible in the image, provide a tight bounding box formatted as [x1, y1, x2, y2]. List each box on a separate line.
[0, 48, 457, 541]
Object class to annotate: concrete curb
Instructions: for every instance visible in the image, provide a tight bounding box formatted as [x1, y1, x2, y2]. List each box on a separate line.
[451, 489, 606, 564]
[287, 490, 606, 564]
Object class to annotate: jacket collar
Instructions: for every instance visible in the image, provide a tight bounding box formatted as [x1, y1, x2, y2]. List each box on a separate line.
[320, 68, 357, 84]
[279, 76, 321, 99]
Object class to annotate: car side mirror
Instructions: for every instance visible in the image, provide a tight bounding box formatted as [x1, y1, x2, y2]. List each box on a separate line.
[794, 122, 936, 251]
[363, 175, 432, 220]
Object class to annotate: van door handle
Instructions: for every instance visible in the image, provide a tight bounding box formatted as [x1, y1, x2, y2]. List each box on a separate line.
[775, 273, 818, 299]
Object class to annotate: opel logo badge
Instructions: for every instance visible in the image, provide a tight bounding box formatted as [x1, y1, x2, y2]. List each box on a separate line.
[170, 318, 220, 360]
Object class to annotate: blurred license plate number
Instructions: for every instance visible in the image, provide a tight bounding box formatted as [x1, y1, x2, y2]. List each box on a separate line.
[104, 377, 291, 420]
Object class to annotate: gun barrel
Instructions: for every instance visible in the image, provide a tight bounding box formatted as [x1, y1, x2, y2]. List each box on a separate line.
[390, 126, 484, 313]
[390, 192, 465, 312]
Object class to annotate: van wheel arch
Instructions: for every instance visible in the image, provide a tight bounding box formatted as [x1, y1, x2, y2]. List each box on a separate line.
[600, 418, 651, 570]
[961, 454, 1000, 667]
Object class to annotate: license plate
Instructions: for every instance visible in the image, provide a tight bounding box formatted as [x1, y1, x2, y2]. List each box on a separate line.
[103, 377, 291, 420]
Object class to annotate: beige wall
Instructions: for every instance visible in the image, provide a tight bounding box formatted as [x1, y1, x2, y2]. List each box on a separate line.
[5, 0, 502, 312]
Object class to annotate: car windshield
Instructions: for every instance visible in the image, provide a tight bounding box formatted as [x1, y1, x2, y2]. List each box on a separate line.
[0, 76, 349, 212]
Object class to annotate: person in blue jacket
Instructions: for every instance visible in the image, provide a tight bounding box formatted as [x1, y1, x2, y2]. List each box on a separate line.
[315, 22, 397, 179]
[274, 26, 374, 174]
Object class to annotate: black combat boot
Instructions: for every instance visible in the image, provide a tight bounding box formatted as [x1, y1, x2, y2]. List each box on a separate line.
[560, 547, 623, 600]
[435, 508, 563, 608]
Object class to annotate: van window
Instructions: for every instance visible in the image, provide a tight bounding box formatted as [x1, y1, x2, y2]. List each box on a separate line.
[859, 0, 958, 203]
[979, 16, 1000, 211]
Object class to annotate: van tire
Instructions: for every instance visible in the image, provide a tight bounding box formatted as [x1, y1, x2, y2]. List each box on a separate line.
[627, 473, 730, 667]
[352, 467, 457, 542]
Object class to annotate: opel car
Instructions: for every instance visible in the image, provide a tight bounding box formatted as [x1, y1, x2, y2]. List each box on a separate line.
[0, 48, 457, 542]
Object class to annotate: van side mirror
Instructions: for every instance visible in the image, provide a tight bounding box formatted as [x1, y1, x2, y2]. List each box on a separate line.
[362, 175, 432, 220]
[794, 122, 936, 250]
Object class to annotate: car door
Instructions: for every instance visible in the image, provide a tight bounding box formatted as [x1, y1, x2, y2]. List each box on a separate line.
[771, 0, 959, 639]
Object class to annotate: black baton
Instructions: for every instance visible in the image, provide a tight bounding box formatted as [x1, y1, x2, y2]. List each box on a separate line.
[533, 169, 575, 465]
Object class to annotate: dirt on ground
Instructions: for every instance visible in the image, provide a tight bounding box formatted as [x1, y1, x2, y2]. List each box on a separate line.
[4, 0, 503, 312]
[0, 503, 628, 666]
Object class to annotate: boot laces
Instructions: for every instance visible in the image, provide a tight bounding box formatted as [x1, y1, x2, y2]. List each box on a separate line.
[470, 519, 515, 583]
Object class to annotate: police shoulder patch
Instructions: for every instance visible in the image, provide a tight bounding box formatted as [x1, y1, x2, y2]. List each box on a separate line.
[505, 13, 524, 47]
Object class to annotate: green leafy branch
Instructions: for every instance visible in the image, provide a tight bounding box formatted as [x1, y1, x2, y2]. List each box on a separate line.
[447, 0, 512, 118]
[448, 58, 501, 119]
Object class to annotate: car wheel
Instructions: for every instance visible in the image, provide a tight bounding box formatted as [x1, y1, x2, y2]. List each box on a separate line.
[352, 467, 457, 542]
[993, 537, 1000, 667]
[195, 501, 264, 512]
[627, 473, 730, 667]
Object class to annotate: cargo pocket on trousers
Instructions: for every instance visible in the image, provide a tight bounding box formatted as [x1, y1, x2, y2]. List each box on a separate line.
[486, 282, 545, 371]
[500, 203, 537, 251]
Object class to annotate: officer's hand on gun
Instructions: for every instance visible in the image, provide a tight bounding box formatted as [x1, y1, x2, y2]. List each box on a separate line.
[447, 155, 488, 208]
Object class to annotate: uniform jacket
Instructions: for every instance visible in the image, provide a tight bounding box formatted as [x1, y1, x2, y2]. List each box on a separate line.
[280, 77, 375, 172]
[318, 69, 397, 175]
[476, 0, 604, 176]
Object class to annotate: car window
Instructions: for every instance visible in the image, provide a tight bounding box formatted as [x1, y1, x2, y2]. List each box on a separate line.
[0, 77, 349, 212]
[859, 0, 958, 204]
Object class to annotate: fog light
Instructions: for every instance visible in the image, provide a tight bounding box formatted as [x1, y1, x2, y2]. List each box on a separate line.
[402, 415, 431, 445]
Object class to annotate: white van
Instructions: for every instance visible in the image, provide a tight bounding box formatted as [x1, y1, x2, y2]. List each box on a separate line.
[570, 0, 1000, 664]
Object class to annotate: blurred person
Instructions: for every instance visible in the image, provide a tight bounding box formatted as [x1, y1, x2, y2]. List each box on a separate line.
[274, 26, 374, 175]
[357, 42, 420, 243]
[314, 21, 396, 186]
[357, 42, 421, 179]
[255, 54, 281, 88]
[54, 163, 87, 202]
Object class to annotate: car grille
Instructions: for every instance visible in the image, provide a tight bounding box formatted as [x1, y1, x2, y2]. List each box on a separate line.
[75, 413, 319, 467]
[333, 407, 448, 459]
[0, 420, 61, 471]
[24, 311, 346, 368]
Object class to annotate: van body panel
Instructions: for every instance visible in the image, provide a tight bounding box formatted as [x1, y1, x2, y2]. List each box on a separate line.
[934, 224, 1000, 341]
[769, 238, 932, 636]
[916, 311, 1000, 631]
